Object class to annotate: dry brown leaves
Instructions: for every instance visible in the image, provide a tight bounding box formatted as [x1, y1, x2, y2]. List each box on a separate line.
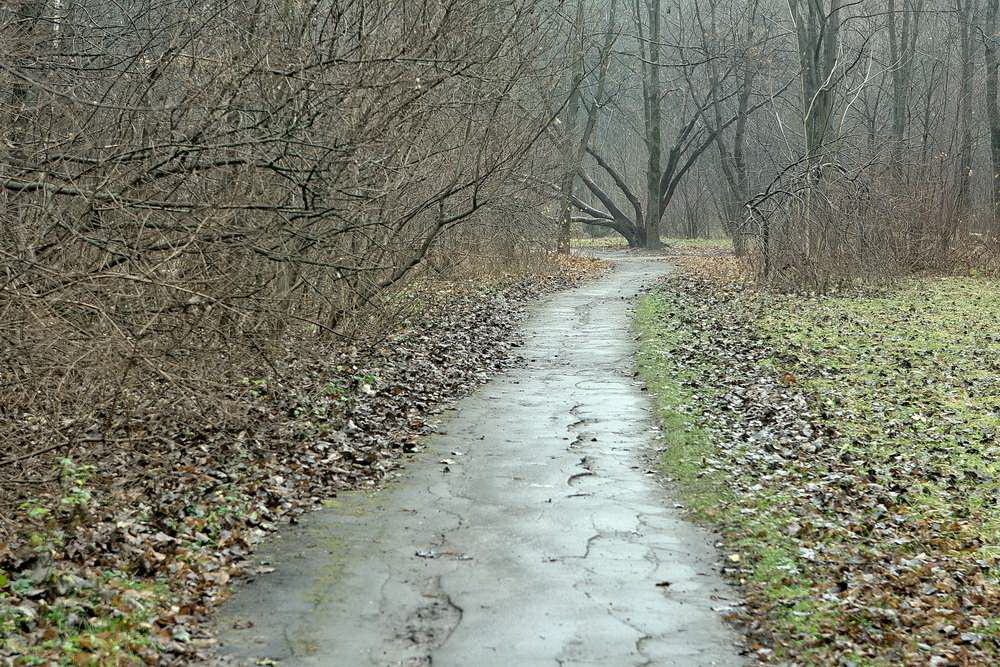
[0, 263, 599, 665]
[673, 253, 753, 286]
[657, 271, 1000, 665]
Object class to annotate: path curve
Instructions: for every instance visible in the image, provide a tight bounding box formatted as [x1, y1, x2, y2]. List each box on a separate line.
[213, 255, 744, 666]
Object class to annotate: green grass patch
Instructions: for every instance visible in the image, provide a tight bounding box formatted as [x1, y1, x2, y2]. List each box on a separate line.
[757, 278, 1000, 549]
[635, 292, 727, 518]
[571, 236, 729, 250]
[635, 291, 837, 658]
[664, 237, 730, 251]
[571, 236, 629, 248]
[635, 276, 1000, 663]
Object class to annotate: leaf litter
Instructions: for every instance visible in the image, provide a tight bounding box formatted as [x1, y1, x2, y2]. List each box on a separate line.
[0, 256, 607, 665]
[638, 269, 1000, 666]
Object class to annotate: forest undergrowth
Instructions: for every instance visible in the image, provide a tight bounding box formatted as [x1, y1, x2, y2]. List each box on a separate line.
[0, 255, 606, 666]
[637, 255, 1000, 666]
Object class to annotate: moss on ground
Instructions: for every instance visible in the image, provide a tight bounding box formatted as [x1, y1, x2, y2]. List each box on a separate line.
[635, 293, 727, 519]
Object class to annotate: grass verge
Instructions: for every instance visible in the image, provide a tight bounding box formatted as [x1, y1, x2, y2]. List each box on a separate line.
[635, 292, 727, 518]
[635, 291, 834, 663]
[636, 274, 1000, 665]
[571, 236, 730, 252]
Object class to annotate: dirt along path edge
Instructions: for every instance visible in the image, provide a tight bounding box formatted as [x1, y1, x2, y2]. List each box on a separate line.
[209, 254, 745, 666]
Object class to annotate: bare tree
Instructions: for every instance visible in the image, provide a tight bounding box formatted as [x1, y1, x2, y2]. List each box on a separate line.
[887, 0, 926, 161]
[566, 0, 751, 248]
[690, 0, 780, 255]
[556, 0, 619, 254]
[955, 0, 978, 214]
[787, 0, 845, 165]
[984, 0, 1000, 220]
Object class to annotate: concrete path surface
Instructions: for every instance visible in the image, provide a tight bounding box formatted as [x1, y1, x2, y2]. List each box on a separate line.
[212, 255, 745, 666]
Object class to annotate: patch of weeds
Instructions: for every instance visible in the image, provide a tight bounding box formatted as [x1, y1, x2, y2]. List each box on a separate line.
[40, 571, 167, 664]
[570, 236, 629, 249]
[1, 461, 173, 665]
[243, 376, 271, 399]
[180, 487, 254, 547]
[571, 236, 729, 251]
[663, 238, 730, 252]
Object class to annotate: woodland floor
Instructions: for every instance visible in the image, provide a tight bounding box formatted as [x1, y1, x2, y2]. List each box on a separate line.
[11, 242, 1000, 667]
[638, 253, 1000, 665]
[206, 252, 743, 666]
[0, 256, 605, 665]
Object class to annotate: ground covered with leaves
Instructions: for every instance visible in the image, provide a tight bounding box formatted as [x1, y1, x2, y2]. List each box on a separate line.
[637, 266, 1000, 665]
[0, 256, 605, 666]
[571, 235, 729, 253]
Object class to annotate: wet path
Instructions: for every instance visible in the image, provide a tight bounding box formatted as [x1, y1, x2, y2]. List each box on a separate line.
[212, 255, 744, 666]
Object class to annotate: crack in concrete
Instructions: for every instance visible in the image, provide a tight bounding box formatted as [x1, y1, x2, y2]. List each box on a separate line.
[281, 624, 299, 660]
[567, 432, 589, 450]
[439, 590, 465, 645]
[604, 606, 654, 665]
[567, 470, 596, 485]
[210, 253, 746, 666]
[383, 576, 465, 666]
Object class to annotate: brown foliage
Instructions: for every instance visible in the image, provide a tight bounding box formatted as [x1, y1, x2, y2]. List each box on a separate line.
[0, 0, 562, 488]
[741, 169, 990, 291]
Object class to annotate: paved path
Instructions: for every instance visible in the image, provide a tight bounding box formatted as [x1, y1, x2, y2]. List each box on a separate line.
[212, 255, 744, 666]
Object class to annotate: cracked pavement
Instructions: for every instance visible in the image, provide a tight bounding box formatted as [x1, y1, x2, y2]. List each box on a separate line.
[212, 255, 745, 666]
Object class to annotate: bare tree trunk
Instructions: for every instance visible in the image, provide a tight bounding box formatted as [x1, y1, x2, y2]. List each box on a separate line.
[557, 0, 618, 254]
[788, 0, 844, 166]
[703, 0, 760, 256]
[787, 0, 844, 259]
[888, 0, 924, 166]
[557, 1, 586, 255]
[955, 0, 976, 218]
[985, 0, 1000, 225]
[8, 0, 46, 164]
[640, 0, 664, 249]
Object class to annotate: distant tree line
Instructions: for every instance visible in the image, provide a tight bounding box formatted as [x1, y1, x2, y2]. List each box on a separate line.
[552, 0, 1000, 283]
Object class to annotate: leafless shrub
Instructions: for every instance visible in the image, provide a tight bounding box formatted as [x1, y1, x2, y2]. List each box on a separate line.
[743, 167, 963, 291]
[0, 0, 563, 493]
